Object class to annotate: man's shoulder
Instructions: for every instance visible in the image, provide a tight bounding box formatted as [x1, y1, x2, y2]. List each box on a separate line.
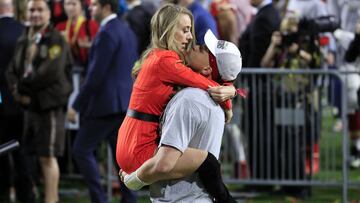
[171, 88, 218, 108]
[175, 88, 207, 99]
[102, 18, 134, 39]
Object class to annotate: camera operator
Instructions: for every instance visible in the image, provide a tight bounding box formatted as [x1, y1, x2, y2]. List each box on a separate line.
[261, 15, 319, 71]
[261, 14, 321, 199]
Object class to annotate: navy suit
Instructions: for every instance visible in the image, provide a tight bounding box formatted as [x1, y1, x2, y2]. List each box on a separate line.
[0, 17, 24, 116]
[72, 16, 138, 203]
[0, 17, 35, 203]
[239, 3, 280, 68]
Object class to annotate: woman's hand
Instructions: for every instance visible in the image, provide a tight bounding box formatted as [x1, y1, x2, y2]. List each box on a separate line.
[208, 85, 236, 103]
[224, 109, 233, 123]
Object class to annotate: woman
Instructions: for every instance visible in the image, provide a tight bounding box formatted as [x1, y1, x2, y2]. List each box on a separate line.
[116, 4, 237, 202]
[56, 0, 98, 68]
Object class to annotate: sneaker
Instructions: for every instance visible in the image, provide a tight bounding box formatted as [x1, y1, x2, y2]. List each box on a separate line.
[350, 146, 360, 169]
[350, 156, 360, 168]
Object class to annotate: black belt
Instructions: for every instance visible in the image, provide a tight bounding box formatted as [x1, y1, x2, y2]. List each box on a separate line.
[126, 109, 160, 123]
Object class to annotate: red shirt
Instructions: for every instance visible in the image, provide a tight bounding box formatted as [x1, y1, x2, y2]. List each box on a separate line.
[116, 49, 229, 173]
[56, 18, 99, 66]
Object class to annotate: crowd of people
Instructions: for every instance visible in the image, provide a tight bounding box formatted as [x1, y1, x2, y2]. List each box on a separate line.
[0, 0, 360, 202]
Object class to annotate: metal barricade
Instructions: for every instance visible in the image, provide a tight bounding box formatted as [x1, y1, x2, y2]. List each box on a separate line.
[222, 68, 358, 203]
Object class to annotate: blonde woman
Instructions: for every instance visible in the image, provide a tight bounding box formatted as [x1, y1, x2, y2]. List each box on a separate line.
[116, 4, 237, 202]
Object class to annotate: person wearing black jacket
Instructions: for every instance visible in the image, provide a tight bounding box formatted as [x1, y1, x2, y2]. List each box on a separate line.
[0, 0, 35, 202]
[125, 0, 155, 55]
[6, 1, 73, 202]
[239, 0, 280, 68]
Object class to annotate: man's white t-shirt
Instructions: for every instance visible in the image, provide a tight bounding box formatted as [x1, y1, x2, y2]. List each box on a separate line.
[150, 87, 225, 203]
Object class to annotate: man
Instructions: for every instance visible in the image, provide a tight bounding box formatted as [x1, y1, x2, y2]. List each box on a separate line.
[239, 0, 280, 68]
[125, 0, 156, 55]
[168, 0, 218, 45]
[238, 0, 280, 183]
[6, 0, 73, 203]
[67, 0, 138, 202]
[121, 30, 242, 202]
[0, 0, 35, 202]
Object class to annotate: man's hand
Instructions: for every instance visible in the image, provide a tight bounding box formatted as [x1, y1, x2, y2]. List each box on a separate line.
[208, 85, 236, 103]
[224, 109, 233, 123]
[67, 107, 77, 123]
[356, 20, 360, 34]
[119, 169, 149, 191]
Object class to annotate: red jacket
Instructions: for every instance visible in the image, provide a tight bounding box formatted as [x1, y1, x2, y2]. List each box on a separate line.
[116, 49, 229, 173]
[56, 18, 98, 66]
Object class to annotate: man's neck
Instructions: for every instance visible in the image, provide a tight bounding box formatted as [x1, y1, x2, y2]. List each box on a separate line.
[257, 0, 272, 9]
[127, 0, 141, 10]
[32, 23, 48, 34]
[0, 12, 14, 18]
[100, 13, 117, 27]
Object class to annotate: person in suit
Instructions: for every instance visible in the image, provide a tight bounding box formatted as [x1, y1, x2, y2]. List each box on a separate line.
[125, 0, 156, 55]
[0, 1, 35, 202]
[67, 0, 138, 202]
[238, 0, 280, 185]
[239, 0, 280, 68]
[6, 0, 73, 203]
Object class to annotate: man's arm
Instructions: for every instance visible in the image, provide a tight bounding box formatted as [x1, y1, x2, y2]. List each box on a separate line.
[72, 31, 117, 112]
[122, 146, 207, 190]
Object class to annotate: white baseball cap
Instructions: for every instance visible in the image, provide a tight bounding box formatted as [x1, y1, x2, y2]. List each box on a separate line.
[204, 29, 242, 81]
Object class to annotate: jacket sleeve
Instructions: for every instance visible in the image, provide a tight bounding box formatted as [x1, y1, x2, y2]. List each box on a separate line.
[157, 53, 232, 109]
[6, 53, 19, 93]
[73, 31, 116, 111]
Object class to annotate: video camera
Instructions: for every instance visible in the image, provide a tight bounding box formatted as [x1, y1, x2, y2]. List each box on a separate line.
[281, 16, 339, 47]
[298, 15, 339, 35]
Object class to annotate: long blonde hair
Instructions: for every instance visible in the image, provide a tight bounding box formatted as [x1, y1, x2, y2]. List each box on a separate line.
[132, 4, 196, 79]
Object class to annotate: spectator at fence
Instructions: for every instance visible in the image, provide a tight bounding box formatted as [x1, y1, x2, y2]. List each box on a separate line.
[344, 20, 360, 168]
[261, 13, 321, 198]
[0, 0, 35, 202]
[66, 0, 138, 202]
[239, 0, 280, 68]
[124, 0, 156, 55]
[56, 0, 99, 73]
[287, 0, 338, 180]
[6, 1, 73, 202]
[238, 0, 280, 187]
[166, 0, 219, 45]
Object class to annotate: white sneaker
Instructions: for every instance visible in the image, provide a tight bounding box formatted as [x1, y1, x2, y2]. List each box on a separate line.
[350, 156, 360, 168]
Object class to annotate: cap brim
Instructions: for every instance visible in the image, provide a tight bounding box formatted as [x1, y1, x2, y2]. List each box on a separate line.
[204, 29, 218, 56]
